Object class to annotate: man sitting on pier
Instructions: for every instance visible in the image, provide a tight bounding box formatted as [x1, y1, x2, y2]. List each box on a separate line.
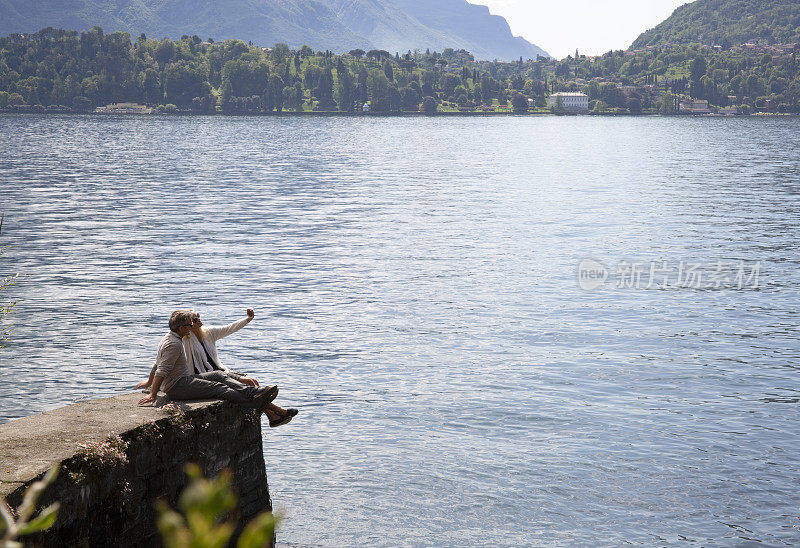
[137, 310, 278, 411]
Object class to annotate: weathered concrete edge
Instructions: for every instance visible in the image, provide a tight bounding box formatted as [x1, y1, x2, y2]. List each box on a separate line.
[0, 393, 273, 545]
[0, 392, 225, 495]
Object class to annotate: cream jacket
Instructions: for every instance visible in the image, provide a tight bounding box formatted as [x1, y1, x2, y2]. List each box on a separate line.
[184, 316, 252, 374]
[154, 331, 192, 393]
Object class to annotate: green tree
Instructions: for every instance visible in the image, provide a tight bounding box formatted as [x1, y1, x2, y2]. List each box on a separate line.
[399, 86, 420, 111]
[690, 55, 707, 83]
[221, 57, 269, 97]
[315, 69, 335, 109]
[555, 61, 570, 78]
[269, 75, 284, 112]
[191, 95, 216, 114]
[303, 65, 322, 92]
[357, 67, 369, 102]
[283, 85, 301, 111]
[8, 93, 26, 107]
[584, 80, 600, 100]
[553, 94, 564, 114]
[383, 60, 394, 83]
[592, 100, 608, 113]
[388, 84, 401, 112]
[334, 69, 354, 112]
[479, 74, 497, 103]
[511, 92, 528, 113]
[600, 83, 626, 108]
[660, 92, 676, 114]
[220, 79, 233, 105]
[421, 95, 437, 115]
[164, 62, 210, 107]
[271, 43, 290, 66]
[155, 38, 177, 66]
[50, 75, 66, 106]
[366, 69, 389, 106]
[139, 69, 162, 104]
[441, 73, 460, 96]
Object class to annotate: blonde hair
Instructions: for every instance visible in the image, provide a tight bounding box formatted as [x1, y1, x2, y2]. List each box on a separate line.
[189, 310, 209, 340]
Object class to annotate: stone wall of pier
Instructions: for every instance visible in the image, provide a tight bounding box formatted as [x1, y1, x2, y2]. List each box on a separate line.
[0, 393, 271, 546]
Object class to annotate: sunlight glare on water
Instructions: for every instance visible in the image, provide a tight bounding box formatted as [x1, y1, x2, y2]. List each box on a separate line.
[1, 114, 799, 546]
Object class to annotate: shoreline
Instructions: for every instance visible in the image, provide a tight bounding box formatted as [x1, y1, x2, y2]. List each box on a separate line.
[1, 109, 796, 118]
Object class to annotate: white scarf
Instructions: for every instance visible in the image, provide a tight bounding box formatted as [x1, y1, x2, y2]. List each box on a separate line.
[187, 332, 217, 374]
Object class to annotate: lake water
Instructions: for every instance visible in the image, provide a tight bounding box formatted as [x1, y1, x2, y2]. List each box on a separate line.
[1, 113, 799, 546]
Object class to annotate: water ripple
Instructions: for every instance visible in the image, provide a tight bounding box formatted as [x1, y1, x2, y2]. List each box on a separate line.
[1, 114, 799, 546]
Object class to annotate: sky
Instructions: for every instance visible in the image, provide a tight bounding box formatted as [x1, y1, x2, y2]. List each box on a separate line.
[476, 0, 692, 59]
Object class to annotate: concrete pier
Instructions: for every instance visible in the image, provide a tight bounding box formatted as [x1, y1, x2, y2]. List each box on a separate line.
[0, 393, 271, 546]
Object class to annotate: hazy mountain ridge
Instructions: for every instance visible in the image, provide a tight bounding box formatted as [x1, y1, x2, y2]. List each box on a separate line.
[0, 0, 549, 60]
[0, 0, 373, 51]
[319, 0, 450, 55]
[390, 0, 546, 60]
[631, 0, 800, 49]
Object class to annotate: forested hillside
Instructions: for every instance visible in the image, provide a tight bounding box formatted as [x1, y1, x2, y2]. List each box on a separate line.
[0, 27, 798, 115]
[632, 0, 800, 49]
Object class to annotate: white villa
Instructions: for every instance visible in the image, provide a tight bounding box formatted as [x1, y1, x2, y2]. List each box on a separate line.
[679, 99, 711, 114]
[95, 102, 153, 114]
[548, 92, 589, 113]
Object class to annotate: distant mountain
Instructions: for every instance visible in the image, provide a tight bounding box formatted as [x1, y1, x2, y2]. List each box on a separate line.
[321, 0, 549, 60]
[0, 0, 549, 60]
[631, 0, 800, 49]
[0, 0, 371, 52]
[394, 0, 546, 60]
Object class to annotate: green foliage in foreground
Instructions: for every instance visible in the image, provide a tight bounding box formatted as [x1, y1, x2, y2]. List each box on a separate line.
[0, 457, 276, 547]
[0, 465, 60, 547]
[1, 26, 799, 115]
[157, 463, 279, 548]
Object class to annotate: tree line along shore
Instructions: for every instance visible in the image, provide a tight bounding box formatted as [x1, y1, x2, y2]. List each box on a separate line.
[1, 27, 799, 116]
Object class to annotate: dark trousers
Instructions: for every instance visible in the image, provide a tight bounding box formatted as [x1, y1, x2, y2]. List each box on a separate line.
[167, 371, 260, 407]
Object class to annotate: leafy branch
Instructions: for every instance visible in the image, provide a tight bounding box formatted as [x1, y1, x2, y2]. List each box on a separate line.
[157, 463, 279, 548]
[0, 465, 60, 547]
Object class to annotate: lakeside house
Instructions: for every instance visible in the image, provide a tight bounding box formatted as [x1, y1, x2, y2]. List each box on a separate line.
[548, 92, 589, 113]
[679, 99, 711, 114]
[95, 102, 153, 114]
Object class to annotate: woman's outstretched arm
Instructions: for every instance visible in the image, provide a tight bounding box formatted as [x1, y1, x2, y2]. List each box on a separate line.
[204, 308, 255, 342]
